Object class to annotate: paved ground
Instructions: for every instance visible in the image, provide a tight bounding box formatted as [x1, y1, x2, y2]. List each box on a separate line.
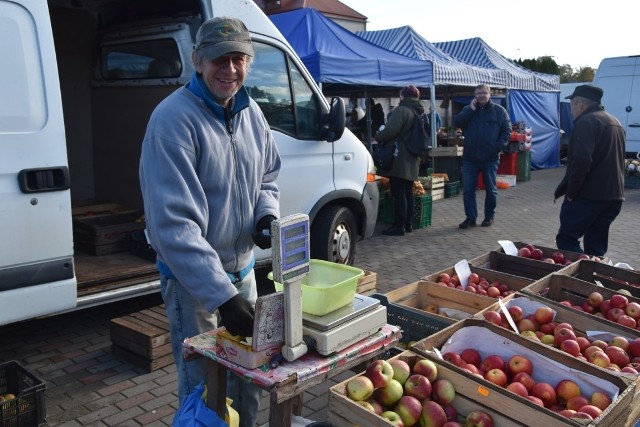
[2, 166, 639, 426]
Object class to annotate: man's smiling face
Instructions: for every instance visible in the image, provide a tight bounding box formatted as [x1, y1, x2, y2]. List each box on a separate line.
[196, 53, 248, 106]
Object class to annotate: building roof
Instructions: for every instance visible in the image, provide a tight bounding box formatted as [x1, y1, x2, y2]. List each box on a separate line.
[257, 0, 367, 21]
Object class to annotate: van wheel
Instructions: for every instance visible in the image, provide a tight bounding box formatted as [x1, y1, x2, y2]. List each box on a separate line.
[311, 206, 357, 265]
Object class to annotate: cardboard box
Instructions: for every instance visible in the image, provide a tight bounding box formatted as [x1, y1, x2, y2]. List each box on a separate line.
[557, 260, 640, 297]
[412, 318, 636, 426]
[329, 350, 525, 426]
[421, 264, 534, 295]
[522, 273, 640, 334]
[469, 251, 564, 280]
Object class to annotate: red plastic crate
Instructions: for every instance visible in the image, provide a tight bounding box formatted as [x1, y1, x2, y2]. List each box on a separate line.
[497, 152, 518, 175]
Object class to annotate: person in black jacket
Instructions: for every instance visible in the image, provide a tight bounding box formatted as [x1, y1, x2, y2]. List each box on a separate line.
[554, 84, 626, 256]
[454, 84, 511, 229]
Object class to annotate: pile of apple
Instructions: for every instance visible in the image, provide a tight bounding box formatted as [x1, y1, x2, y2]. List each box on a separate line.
[558, 290, 640, 331]
[516, 243, 601, 265]
[443, 348, 613, 421]
[434, 272, 516, 299]
[345, 357, 495, 426]
[482, 303, 640, 375]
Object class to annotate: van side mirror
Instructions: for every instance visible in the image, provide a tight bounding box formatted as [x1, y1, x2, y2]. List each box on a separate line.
[324, 96, 346, 142]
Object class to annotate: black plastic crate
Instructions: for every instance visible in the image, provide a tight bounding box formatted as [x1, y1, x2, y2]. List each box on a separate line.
[371, 293, 453, 345]
[0, 361, 46, 427]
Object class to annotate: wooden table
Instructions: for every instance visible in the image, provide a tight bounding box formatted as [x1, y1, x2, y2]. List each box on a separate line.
[182, 324, 401, 426]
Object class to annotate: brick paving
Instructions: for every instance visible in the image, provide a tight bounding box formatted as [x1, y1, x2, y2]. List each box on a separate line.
[1, 166, 639, 426]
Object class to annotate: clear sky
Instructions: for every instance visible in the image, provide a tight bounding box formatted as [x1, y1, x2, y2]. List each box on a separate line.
[341, 0, 636, 70]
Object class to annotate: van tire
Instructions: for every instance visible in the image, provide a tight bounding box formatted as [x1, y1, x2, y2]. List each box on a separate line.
[310, 206, 357, 265]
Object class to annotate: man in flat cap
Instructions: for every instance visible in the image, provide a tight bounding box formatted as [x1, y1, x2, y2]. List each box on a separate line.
[140, 16, 280, 426]
[554, 84, 625, 256]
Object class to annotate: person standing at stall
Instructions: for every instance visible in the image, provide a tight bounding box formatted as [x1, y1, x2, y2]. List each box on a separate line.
[554, 84, 625, 256]
[373, 85, 423, 236]
[139, 17, 281, 427]
[454, 84, 510, 229]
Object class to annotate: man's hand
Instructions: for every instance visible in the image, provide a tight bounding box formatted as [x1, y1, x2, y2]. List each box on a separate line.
[252, 215, 276, 249]
[218, 294, 255, 337]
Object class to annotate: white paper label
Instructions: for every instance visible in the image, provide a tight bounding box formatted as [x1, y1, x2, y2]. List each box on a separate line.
[454, 259, 471, 288]
[498, 240, 519, 256]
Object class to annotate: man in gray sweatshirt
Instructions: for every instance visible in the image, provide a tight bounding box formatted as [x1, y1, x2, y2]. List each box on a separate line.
[139, 17, 281, 427]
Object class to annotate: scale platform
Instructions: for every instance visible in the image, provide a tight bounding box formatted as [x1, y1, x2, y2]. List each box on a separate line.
[302, 294, 387, 356]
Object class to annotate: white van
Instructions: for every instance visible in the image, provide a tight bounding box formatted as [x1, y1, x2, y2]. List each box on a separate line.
[593, 55, 640, 157]
[0, 0, 378, 325]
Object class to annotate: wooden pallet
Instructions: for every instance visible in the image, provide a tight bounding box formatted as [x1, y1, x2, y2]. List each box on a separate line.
[110, 305, 173, 372]
[356, 270, 377, 295]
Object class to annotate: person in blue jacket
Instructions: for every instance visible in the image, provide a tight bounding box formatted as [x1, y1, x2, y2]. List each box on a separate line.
[139, 17, 281, 427]
[454, 84, 511, 229]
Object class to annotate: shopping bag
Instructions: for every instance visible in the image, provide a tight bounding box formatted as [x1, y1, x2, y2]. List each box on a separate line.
[372, 141, 397, 171]
[173, 383, 227, 427]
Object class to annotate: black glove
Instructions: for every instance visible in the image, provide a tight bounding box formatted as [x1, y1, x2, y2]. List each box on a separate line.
[252, 215, 276, 250]
[218, 294, 255, 337]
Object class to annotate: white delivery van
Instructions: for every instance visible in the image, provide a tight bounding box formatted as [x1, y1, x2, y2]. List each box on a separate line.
[593, 55, 640, 157]
[0, 0, 378, 325]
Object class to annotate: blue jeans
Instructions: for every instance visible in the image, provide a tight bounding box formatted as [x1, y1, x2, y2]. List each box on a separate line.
[462, 159, 499, 221]
[556, 197, 622, 256]
[161, 270, 262, 427]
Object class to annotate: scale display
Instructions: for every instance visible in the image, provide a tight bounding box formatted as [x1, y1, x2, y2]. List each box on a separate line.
[271, 214, 310, 285]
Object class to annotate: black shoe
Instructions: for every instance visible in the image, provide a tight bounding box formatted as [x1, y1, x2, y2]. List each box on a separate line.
[481, 218, 494, 227]
[459, 218, 477, 229]
[382, 225, 405, 236]
[405, 225, 413, 233]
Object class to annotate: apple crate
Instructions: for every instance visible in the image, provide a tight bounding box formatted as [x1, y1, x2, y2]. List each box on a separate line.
[421, 264, 534, 296]
[371, 293, 453, 346]
[0, 360, 46, 427]
[382, 280, 499, 322]
[493, 241, 593, 264]
[469, 251, 564, 280]
[522, 273, 640, 333]
[328, 350, 525, 426]
[411, 318, 636, 427]
[557, 260, 640, 298]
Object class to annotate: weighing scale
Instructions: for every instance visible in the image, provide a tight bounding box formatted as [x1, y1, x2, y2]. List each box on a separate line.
[270, 214, 387, 361]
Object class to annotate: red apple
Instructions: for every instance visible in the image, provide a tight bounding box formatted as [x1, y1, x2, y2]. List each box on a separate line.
[460, 363, 481, 375]
[625, 302, 640, 320]
[576, 336, 591, 352]
[617, 314, 637, 328]
[581, 301, 597, 314]
[366, 398, 384, 415]
[605, 346, 630, 368]
[480, 354, 505, 373]
[464, 410, 495, 427]
[560, 339, 581, 357]
[550, 251, 565, 264]
[366, 359, 394, 388]
[610, 294, 629, 309]
[412, 358, 439, 382]
[395, 395, 422, 427]
[525, 395, 544, 407]
[381, 410, 404, 427]
[530, 248, 544, 260]
[483, 310, 502, 324]
[554, 327, 577, 347]
[442, 352, 464, 367]
[355, 400, 376, 413]
[404, 374, 432, 401]
[443, 404, 457, 422]
[511, 372, 536, 393]
[628, 338, 640, 358]
[532, 382, 557, 407]
[420, 401, 447, 427]
[438, 273, 451, 284]
[578, 404, 603, 419]
[460, 348, 482, 368]
[376, 379, 404, 407]
[543, 258, 556, 264]
[507, 355, 533, 376]
[507, 306, 524, 323]
[518, 247, 531, 258]
[539, 321, 558, 335]
[591, 339, 609, 350]
[468, 272, 480, 284]
[610, 336, 631, 352]
[554, 322, 574, 333]
[589, 351, 611, 368]
[431, 379, 456, 405]
[389, 359, 412, 386]
[590, 390, 613, 411]
[600, 299, 611, 316]
[517, 318, 537, 332]
[571, 412, 594, 421]
[558, 409, 576, 418]
[484, 368, 508, 387]
[506, 381, 529, 397]
[588, 291, 604, 308]
[346, 375, 374, 401]
[607, 307, 626, 322]
[555, 379, 581, 404]
[566, 395, 590, 411]
[486, 287, 501, 298]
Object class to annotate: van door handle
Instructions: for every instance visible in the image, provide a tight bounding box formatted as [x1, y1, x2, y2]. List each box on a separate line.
[18, 167, 70, 193]
[629, 123, 640, 128]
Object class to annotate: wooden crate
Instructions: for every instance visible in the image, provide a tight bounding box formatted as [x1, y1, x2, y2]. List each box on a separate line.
[421, 264, 534, 295]
[329, 350, 525, 426]
[493, 241, 593, 264]
[426, 176, 445, 201]
[557, 259, 640, 296]
[356, 270, 377, 295]
[429, 146, 464, 157]
[383, 280, 496, 321]
[110, 305, 173, 372]
[412, 318, 636, 427]
[73, 206, 145, 256]
[469, 251, 564, 280]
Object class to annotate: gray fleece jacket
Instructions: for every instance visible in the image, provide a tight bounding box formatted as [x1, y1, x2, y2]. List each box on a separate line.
[139, 85, 281, 313]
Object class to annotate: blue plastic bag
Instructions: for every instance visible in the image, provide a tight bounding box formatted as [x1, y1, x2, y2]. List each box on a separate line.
[173, 383, 227, 427]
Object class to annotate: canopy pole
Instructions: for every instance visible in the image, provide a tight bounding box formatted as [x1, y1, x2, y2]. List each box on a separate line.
[364, 87, 372, 152]
[429, 85, 436, 171]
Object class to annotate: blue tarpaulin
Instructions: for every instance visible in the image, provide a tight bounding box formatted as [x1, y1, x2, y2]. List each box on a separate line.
[268, 9, 433, 88]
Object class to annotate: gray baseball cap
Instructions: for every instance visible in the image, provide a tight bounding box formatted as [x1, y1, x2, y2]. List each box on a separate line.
[195, 17, 254, 60]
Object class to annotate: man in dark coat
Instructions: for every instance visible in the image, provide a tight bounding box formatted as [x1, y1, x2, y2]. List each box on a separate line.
[554, 84, 626, 256]
[454, 84, 511, 229]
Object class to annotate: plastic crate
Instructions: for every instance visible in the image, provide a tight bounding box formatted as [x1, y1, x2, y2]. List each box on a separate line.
[383, 194, 432, 229]
[517, 149, 531, 182]
[625, 175, 640, 189]
[0, 361, 46, 427]
[444, 181, 459, 197]
[370, 293, 453, 345]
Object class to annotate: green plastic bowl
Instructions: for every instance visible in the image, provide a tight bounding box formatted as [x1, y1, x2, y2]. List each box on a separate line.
[268, 259, 364, 316]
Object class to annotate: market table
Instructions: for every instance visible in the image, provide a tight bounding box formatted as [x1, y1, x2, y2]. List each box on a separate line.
[182, 324, 401, 426]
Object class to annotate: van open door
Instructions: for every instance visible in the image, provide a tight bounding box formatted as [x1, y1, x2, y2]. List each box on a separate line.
[0, 0, 77, 325]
